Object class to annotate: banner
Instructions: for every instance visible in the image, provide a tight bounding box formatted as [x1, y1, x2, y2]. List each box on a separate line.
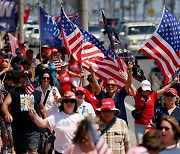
[40, 7, 61, 48]
[0, 0, 17, 31]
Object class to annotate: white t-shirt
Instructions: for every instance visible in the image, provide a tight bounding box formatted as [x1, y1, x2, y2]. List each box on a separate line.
[47, 112, 84, 153]
[36, 86, 61, 116]
[77, 100, 96, 117]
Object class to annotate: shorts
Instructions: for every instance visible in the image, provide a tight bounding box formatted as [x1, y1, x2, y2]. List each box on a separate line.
[0, 116, 8, 138]
[12, 129, 40, 153]
[0, 116, 13, 140]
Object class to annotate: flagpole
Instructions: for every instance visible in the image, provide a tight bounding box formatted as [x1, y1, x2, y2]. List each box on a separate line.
[101, 10, 121, 69]
[38, 3, 42, 62]
[134, 10, 161, 57]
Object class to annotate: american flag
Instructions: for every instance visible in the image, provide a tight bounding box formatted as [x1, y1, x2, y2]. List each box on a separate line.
[25, 75, 35, 94]
[88, 120, 112, 154]
[53, 55, 61, 72]
[139, 7, 180, 84]
[60, 7, 126, 88]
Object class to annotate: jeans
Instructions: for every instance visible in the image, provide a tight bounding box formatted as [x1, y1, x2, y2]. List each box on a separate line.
[135, 123, 147, 144]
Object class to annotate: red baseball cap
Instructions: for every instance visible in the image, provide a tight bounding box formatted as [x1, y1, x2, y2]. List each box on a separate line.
[18, 40, 26, 45]
[96, 98, 120, 115]
[165, 88, 178, 96]
[51, 48, 58, 53]
[103, 78, 117, 87]
[75, 87, 86, 94]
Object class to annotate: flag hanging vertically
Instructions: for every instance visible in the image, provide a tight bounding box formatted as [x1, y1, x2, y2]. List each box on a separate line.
[102, 10, 121, 50]
[139, 7, 180, 84]
[60, 7, 126, 88]
[39, 7, 61, 48]
[8, 33, 18, 56]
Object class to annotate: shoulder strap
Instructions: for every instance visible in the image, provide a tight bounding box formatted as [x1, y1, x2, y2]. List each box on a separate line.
[43, 90, 50, 106]
[101, 117, 117, 136]
[141, 98, 148, 111]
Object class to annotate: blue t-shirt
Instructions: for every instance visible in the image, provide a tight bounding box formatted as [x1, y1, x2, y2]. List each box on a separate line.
[159, 146, 180, 154]
[96, 87, 128, 124]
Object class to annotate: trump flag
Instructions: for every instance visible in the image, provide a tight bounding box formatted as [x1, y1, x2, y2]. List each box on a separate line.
[0, 0, 17, 31]
[39, 7, 61, 48]
[139, 6, 180, 84]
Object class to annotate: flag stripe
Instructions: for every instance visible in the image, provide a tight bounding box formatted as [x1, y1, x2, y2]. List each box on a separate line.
[146, 37, 174, 74]
[82, 59, 125, 88]
[151, 35, 179, 68]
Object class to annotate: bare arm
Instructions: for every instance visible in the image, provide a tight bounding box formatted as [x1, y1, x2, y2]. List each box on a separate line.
[29, 108, 50, 128]
[1, 93, 13, 123]
[89, 65, 101, 95]
[129, 84, 137, 97]
[68, 71, 82, 78]
[124, 63, 133, 93]
[119, 63, 136, 95]
[157, 77, 178, 99]
[38, 101, 47, 119]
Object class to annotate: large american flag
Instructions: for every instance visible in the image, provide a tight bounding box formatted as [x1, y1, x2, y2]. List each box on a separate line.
[60, 7, 126, 88]
[139, 7, 180, 84]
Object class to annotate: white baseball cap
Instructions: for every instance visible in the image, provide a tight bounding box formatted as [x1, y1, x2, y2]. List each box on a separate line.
[61, 61, 68, 67]
[140, 80, 151, 91]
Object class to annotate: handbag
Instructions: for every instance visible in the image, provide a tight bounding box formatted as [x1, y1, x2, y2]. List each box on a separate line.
[38, 131, 56, 154]
[131, 98, 147, 120]
[38, 89, 56, 154]
[131, 109, 142, 120]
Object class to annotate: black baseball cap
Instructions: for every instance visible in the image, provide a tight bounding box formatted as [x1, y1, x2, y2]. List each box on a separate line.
[15, 48, 22, 54]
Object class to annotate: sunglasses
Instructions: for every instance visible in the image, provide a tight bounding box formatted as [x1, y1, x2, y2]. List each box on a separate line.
[42, 77, 50, 80]
[75, 92, 84, 96]
[63, 99, 76, 104]
[106, 83, 116, 87]
[165, 94, 175, 97]
[159, 126, 171, 131]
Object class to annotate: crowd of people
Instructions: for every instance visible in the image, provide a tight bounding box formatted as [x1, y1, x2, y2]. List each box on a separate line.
[0, 40, 180, 154]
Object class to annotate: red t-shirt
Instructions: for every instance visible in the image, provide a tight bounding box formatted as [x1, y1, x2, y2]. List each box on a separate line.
[134, 91, 157, 125]
[58, 72, 72, 95]
[83, 85, 100, 111]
